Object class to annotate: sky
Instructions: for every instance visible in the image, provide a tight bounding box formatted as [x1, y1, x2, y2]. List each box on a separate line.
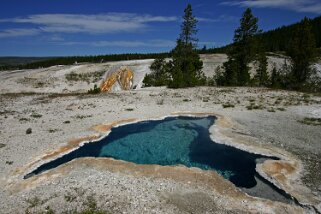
[0, 0, 320, 56]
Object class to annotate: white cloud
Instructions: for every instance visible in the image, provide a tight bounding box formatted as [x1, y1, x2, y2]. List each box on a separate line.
[198, 15, 238, 23]
[221, 0, 321, 14]
[93, 40, 175, 48]
[49, 35, 64, 41]
[0, 13, 237, 39]
[60, 39, 176, 48]
[0, 13, 178, 35]
[0, 28, 40, 38]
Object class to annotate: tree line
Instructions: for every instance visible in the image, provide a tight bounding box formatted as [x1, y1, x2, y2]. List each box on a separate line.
[0, 53, 169, 71]
[214, 10, 319, 91]
[144, 5, 320, 92]
[258, 16, 321, 52]
[203, 15, 321, 54]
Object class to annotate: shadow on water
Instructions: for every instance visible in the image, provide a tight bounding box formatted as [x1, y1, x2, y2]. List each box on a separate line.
[24, 116, 294, 203]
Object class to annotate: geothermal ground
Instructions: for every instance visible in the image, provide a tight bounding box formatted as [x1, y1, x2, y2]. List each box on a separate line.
[0, 54, 321, 213]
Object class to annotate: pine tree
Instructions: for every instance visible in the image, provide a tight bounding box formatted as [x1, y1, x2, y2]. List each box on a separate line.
[143, 58, 171, 87]
[254, 51, 269, 86]
[223, 59, 238, 85]
[271, 66, 278, 87]
[169, 64, 185, 88]
[169, 4, 204, 88]
[287, 17, 317, 90]
[180, 4, 198, 47]
[223, 8, 260, 86]
[142, 4, 204, 88]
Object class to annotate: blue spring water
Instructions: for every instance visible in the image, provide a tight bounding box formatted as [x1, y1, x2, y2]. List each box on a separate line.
[25, 116, 277, 189]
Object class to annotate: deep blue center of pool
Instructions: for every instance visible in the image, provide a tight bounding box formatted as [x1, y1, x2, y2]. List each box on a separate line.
[25, 116, 278, 189]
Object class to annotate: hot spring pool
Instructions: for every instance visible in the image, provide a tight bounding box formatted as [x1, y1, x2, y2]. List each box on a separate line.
[25, 116, 293, 202]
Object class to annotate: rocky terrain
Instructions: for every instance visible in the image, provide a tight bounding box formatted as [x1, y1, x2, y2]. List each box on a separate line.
[0, 54, 321, 213]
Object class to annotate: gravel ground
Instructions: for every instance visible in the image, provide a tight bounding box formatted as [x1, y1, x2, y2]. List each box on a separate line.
[0, 86, 320, 213]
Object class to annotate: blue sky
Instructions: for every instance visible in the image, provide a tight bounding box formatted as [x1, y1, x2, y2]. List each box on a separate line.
[0, 0, 320, 56]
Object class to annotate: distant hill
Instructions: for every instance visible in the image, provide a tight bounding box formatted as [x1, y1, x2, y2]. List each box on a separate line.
[205, 15, 321, 54]
[0, 57, 54, 66]
[258, 15, 321, 52]
[0, 53, 169, 71]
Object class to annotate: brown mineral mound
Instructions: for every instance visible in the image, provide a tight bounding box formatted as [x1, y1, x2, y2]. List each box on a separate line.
[100, 67, 134, 92]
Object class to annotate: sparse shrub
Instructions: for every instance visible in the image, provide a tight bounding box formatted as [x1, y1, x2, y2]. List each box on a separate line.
[44, 206, 55, 214]
[30, 113, 42, 118]
[253, 105, 263, 110]
[65, 192, 77, 202]
[48, 129, 59, 133]
[223, 103, 235, 108]
[247, 104, 263, 110]
[88, 84, 101, 94]
[0, 143, 6, 148]
[26, 128, 32, 134]
[246, 105, 253, 110]
[75, 209, 107, 214]
[74, 115, 92, 119]
[219, 88, 235, 93]
[26, 196, 41, 208]
[156, 99, 164, 105]
[5, 161, 13, 165]
[267, 108, 276, 112]
[299, 117, 321, 126]
[66, 71, 105, 83]
[206, 75, 216, 86]
[83, 195, 97, 211]
[302, 93, 311, 99]
[274, 97, 283, 105]
[125, 108, 134, 111]
[66, 72, 80, 81]
[202, 97, 210, 102]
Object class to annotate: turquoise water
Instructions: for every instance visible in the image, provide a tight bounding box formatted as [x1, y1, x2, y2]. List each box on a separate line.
[25, 116, 275, 189]
[99, 117, 235, 179]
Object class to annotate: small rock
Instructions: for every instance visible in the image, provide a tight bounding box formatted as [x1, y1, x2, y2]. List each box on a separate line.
[26, 128, 32, 134]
